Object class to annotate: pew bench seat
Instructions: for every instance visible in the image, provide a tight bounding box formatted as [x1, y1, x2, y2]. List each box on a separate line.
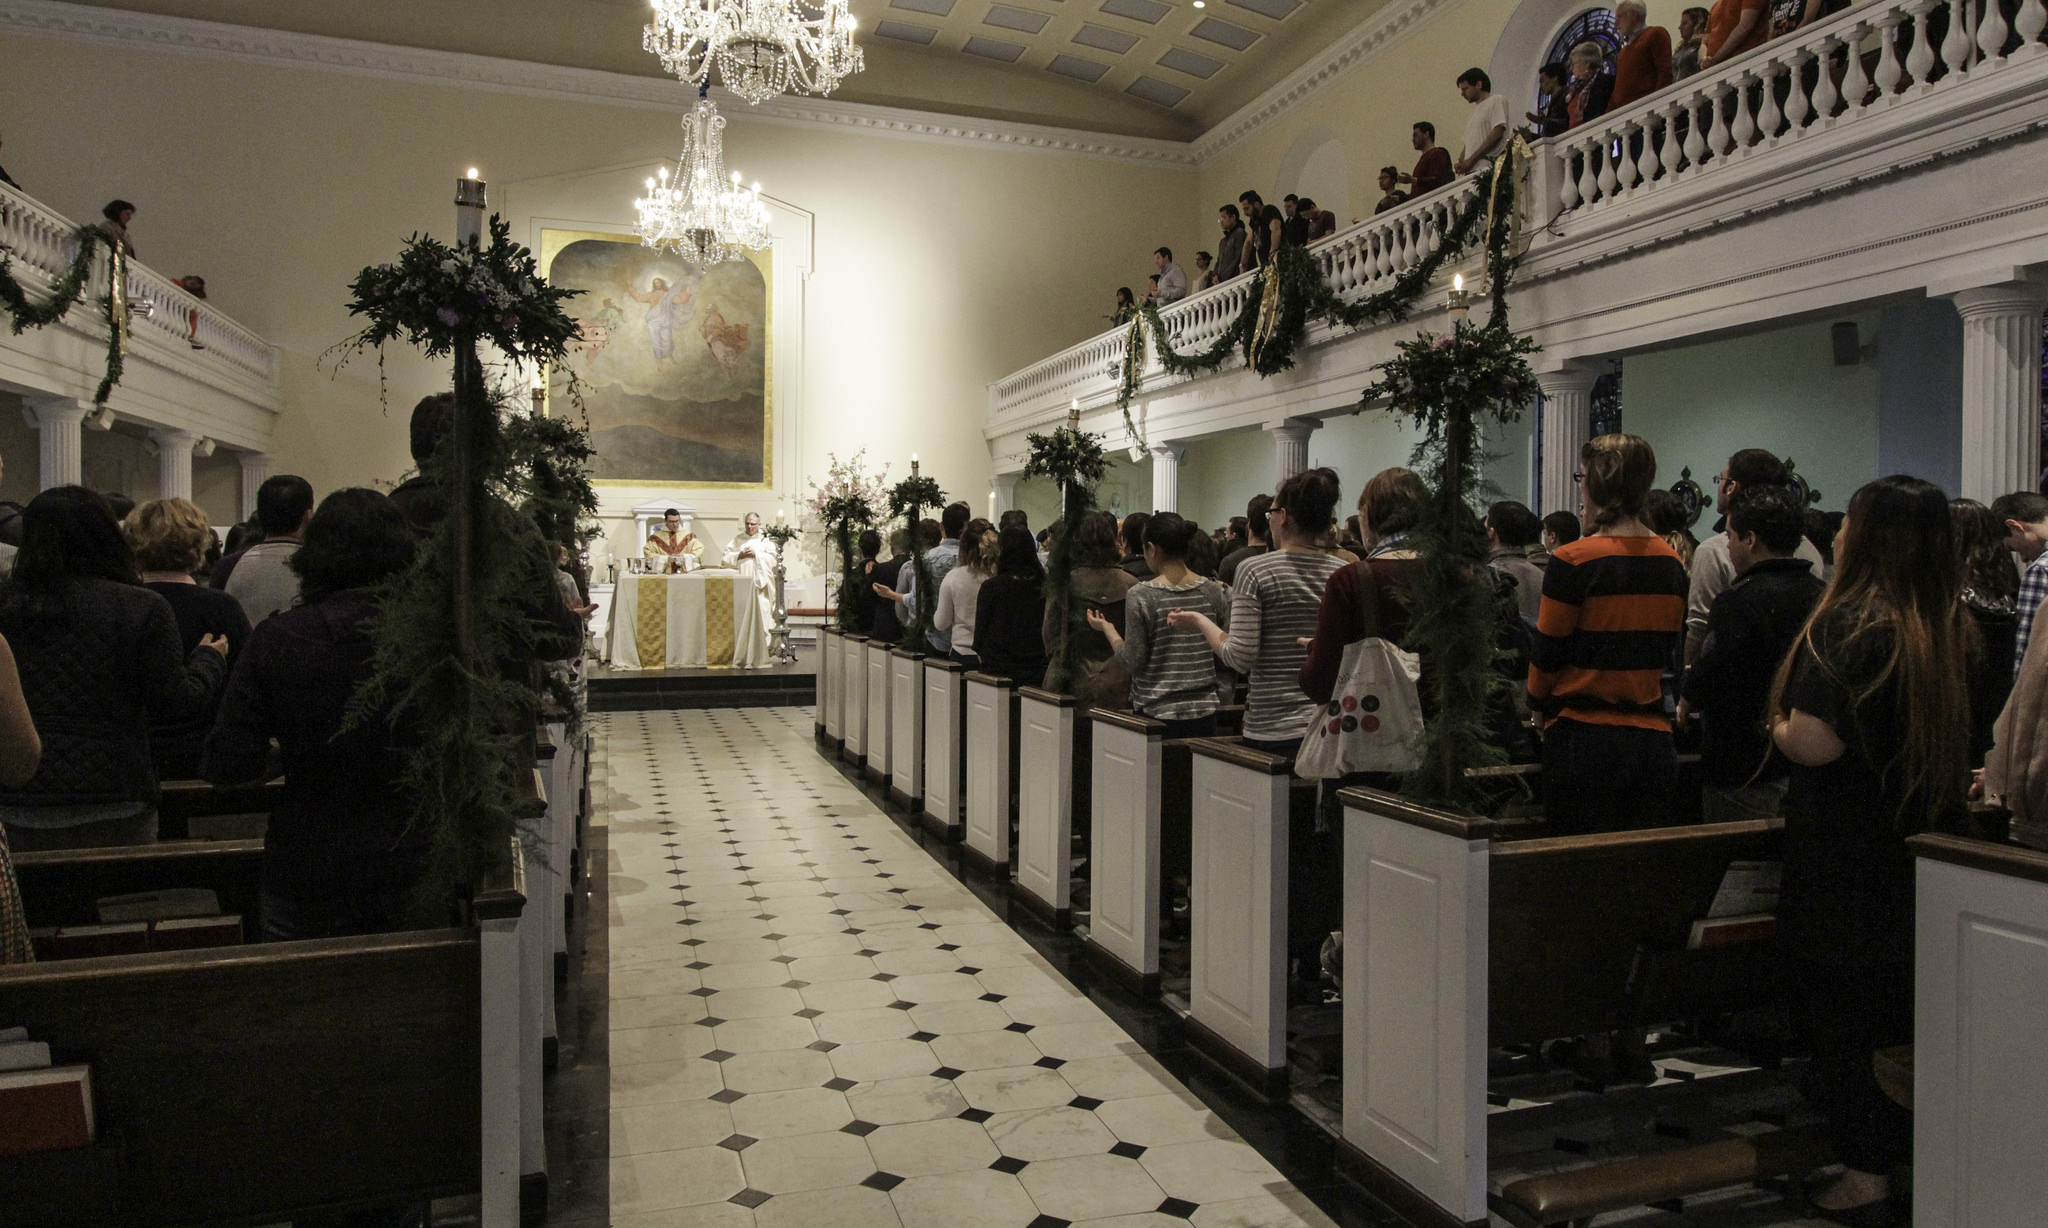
[1491, 1125, 1828, 1228]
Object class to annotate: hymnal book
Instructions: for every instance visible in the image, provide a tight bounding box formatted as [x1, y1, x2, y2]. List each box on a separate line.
[0, 1040, 52, 1073]
[1689, 913, 1778, 949]
[47, 922, 150, 960]
[0, 1026, 27, 1044]
[96, 887, 220, 924]
[149, 915, 243, 951]
[1706, 861, 1781, 918]
[0, 1064, 95, 1156]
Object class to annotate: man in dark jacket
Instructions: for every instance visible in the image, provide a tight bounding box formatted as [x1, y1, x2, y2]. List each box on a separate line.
[868, 529, 910, 644]
[1680, 484, 1825, 823]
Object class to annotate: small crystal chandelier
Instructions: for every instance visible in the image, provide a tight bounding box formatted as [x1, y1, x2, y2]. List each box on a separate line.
[644, 0, 864, 106]
[633, 89, 774, 265]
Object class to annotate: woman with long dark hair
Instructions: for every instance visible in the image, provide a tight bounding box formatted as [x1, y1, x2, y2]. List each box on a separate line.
[0, 487, 227, 849]
[975, 527, 1049, 688]
[1951, 498, 2017, 764]
[1770, 475, 1975, 1225]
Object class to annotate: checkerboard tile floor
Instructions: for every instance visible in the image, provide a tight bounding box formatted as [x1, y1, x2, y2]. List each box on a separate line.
[603, 708, 1337, 1228]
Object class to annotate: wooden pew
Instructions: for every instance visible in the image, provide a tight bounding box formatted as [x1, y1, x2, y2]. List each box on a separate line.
[840, 633, 870, 769]
[863, 637, 894, 787]
[13, 839, 264, 935]
[887, 648, 926, 813]
[961, 672, 1018, 877]
[1014, 687, 1086, 929]
[1909, 833, 2048, 1228]
[0, 844, 529, 1228]
[156, 778, 284, 842]
[921, 658, 967, 841]
[1336, 789, 1792, 1228]
[1182, 737, 1319, 1100]
[819, 628, 845, 750]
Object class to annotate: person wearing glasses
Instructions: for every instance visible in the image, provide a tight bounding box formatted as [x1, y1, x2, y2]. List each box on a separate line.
[1685, 449, 1826, 666]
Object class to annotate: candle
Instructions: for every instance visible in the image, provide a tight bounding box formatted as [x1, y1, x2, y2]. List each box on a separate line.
[455, 167, 487, 246]
[1447, 271, 1471, 321]
[776, 509, 785, 521]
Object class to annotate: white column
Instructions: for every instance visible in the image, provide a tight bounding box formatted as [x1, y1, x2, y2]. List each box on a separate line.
[1952, 281, 2048, 502]
[22, 397, 90, 491]
[151, 428, 200, 502]
[1150, 443, 1185, 513]
[1269, 417, 1320, 486]
[991, 472, 1020, 516]
[238, 451, 270, 521]
[1534, 367, 1602, 515]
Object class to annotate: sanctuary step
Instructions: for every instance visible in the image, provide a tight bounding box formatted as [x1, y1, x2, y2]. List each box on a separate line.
[586, 660, 814, 711]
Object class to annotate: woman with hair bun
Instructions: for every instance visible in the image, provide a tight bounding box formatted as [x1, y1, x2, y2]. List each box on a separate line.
[1088, 512, 1231, 738]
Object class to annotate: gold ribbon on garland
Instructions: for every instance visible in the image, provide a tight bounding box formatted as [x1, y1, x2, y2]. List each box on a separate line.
[100, 242, 128, 408]
[1478, 132, 1533, 298]
[1246, 261, 1283, 372]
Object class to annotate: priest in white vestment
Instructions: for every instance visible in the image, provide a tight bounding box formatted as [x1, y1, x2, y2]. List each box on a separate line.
[643, 508, 705, 573]
[721, 512, 776, 668]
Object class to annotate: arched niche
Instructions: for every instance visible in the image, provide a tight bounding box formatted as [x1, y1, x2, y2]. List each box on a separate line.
[1275, 125, 1351, 224]
[1489, 0, 1624, 111]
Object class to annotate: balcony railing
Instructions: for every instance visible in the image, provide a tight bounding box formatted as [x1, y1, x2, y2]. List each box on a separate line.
[1, 182, 277, 389]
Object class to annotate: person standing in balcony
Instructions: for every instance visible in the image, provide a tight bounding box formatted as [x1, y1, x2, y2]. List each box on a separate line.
[1152, 247, 1187, 305]
[1527, 63, 1573, 137]
[99, 200, 136, 256]
[1298, 198, 1337, 242]
[1401, 122, 1456, 198]
[1610, 0, 1674, 108]
[1215, 204, 1246, 284]
[1106, 286, 1137, 325]
[0, 131, 19, 191]
[1702, 0, 1769, 68]
[1672, 6, 1711, 77]
[1237, 190, 1284, 274]
[1373, 167, 1410, 213]
[1565, 43, 1617, 129]
[1453, 68, 1511, 175]
[1192, 250, 1216, 290]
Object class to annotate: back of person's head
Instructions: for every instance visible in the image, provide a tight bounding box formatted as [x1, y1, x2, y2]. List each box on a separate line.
[1950, 499, 2018, 602]
[1226, 516, 1248, 548]
[1142, 512, 1200, 560]
[1543, 510, 1582, 546]
[1579, 434, 1658, 529]
[857, 528, 882, 561]
[1806, 509, 1842, 565]
[1075, 510, 1122, 568]
[409, 392, 457, 466]
[915, 518, 942, 550]
[959, 518, 997, 575]
[1486, 500, 1542, 548]
[1727, 485, 1806, 556]
[1185, 527, 1220, 579]
[888, 527, 910, 556]
[995, 527, 1045, 581]
[1682, 4, 1710, 25]
[1274, 467, 1342, 537]
[222, 516, 263, 556]
[289, 488, 415, 604]
[1413, 120, 1436, 140]
[124, 498, 212, 574]
[1121, 511, 1151, 557]
[1725, 447, 1789, 490]
[1643, 488, 1688, 537]
[255, 474, 315, 536]
[1989, 490, 2048, 526]
[101, 199, 135, 222]
[101, 492, 135, 523]
[1361, 468, 1428, 542]
[1457, 67, 1491, 90]
[941, 501, 970, 539]
[1246, 493, 1274, 543]
[999, 508, 1031, 535]
[1570, 40, 1605, 67]
[4, 486, 138, 601]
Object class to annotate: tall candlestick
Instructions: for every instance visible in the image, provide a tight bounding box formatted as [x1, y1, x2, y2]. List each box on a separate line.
[911, 453, 920, 478]
[1447, 271, 1471, 322]
[1068, 398, 1081, 431]
[456, 168, 487, 247]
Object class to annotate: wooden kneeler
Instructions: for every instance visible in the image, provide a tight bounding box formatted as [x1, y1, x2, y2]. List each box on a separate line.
[961, 672, 1018, 877]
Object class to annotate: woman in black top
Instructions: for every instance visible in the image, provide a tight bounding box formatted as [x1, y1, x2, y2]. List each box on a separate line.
[973, 528, 1048, 688]
[1951, 498, 2016, 765]
[203, 489, 421, 939]
[125, 498, 252, 779]
[0, 487, 227, 849]
[1770, 475, 1975, 1225]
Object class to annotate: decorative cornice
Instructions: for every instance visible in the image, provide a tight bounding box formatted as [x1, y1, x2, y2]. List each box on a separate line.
[0, 0, 1199, 167]
[1190, 0, 1457, 167]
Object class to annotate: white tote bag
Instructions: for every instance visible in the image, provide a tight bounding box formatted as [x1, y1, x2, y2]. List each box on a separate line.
[1294, 634, 1424, 779]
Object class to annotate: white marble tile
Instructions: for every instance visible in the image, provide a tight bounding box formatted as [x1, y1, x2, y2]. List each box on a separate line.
[1187, 1189, 1334, 1228]
[739, 1128, 879, 1194]
[1017, 1153, 1169, 1222]
[711, 1015, 819, 1054]
[612, 1099, 736, 1157]
[828, 1038, 942, 1083]
[862, 1117, 1000, 1177]
[1092, 1093, 1228, 1148]
[726, 1085, 855, 1140]
[612, 1200, 759, 1228]
[816, 1007, 919, 1045]
[752, 1185, 903, 1228]
[905, 998, 1016, 1036]
[889, 1169, 1040, 1228]
[1138, 1139, 1297, 1206]
[610, 1145, 747, 1214]
[843, 1074, 971, 1125]
[927, 1029, 1045, 1073]
[984, 1104, 1120, 1161]
[718, 1048, 837, 1094]
[951, 1064, 1078, 1113]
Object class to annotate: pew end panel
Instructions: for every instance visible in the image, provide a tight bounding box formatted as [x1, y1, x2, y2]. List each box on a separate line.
[962, 673, 1018, 878]
[817, 627, 836, 740]
[821, 629, 845, 748]
[1084, 710, 1164, 996]
[1336, 788, 1492, 1228]
[921, 659, 966, 842]
[841, 633, 870, 767]
[1013, 687, 1077, 929]
[1910, 834, 2048, 1228]
[863, 639, 895, 787]
[1185, 738, 1297, 1102]
[888, 649, 927, 813]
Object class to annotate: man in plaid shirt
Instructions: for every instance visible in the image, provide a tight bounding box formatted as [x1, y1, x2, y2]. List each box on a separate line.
[1994, 492, 2048, 680]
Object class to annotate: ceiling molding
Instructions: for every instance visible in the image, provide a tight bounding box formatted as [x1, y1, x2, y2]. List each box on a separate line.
[1190, 0, 1457, 166]
[0, 0, 1199, 167]
[0, 0, 1463, 171]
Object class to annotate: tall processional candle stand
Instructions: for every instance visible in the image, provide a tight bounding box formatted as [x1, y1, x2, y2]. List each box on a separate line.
[451, 169, 488, 667]
[1441, 273, 1472, 802]
[768, 510, 799, 664]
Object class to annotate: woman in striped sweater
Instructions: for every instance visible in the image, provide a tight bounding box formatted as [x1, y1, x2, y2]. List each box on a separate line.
[1528, 435, 1689, 833]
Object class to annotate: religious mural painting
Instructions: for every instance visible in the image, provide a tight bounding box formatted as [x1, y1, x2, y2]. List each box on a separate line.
[542, 230, 771, 488]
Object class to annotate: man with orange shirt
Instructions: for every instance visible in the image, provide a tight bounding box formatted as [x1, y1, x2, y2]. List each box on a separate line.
[1702, 0, 1769, 68]
[1609, 0, 1674, 108]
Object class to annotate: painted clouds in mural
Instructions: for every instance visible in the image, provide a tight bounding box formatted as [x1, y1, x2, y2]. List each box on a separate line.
[551, 238, 767, 484]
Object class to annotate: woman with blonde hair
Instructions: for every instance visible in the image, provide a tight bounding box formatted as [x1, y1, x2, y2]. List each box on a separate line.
[935, 517, 997, 669]
[1770, 475, 1976, 1224]
[126, 499, 251, 779]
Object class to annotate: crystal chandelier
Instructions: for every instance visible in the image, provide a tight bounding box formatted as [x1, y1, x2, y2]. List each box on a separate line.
[633, 91, 774, 265]
[644, 0, 864, 106]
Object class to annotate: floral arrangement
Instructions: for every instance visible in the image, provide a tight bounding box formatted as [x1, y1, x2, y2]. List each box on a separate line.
[1023, 425, 1107, 695]
[335, 215, 582, 367]
[1360, 322, 1540, 433]
[887, 474, 946, 521]
[807, 449, 892, 629]
[1020, 425, 1108, 489]
[761, 519, 800, 547]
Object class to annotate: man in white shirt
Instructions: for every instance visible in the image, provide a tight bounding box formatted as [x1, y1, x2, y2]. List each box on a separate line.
[1153, 247, 1187, 305]
[225, 474, 314, 625]
[720, 512, 775, 667]
[1454, 67, 1511, 175]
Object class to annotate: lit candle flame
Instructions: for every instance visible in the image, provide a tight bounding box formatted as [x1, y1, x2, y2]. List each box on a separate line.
[1453, 273, 1464, 292]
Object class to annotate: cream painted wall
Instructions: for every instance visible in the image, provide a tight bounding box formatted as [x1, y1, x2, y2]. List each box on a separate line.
[0, 33, 1193, 575]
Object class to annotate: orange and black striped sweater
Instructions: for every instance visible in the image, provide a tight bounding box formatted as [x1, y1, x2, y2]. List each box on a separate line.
[1527, 534, 1688, 732]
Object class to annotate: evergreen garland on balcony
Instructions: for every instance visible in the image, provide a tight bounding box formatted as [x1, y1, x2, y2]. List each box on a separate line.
[1021, 424, 1107, 695]
[1, 224, 140, 408]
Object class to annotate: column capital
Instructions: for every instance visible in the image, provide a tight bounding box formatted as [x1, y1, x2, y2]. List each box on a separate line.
[148, 427, 203, 450]
[1950, 279, 2048, 321]
[1533, 366, 1604, 397]
[22, 396, 93, 430]
[1148, 442, 1187, 463]
[1265, 416, 1322, 443]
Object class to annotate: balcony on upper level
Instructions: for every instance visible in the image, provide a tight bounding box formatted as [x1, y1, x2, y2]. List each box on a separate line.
[1, 180, 281, 505]
[987, 0, 2048, 508]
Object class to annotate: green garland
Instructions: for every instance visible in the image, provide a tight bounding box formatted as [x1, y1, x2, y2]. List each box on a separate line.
[1022, 426, 1107, 694]
[1, 224, 133, 407]
[888, 474, 947, 651]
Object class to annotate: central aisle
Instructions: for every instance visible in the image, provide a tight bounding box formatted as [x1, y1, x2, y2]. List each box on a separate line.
[604, 708, 1341, 1228]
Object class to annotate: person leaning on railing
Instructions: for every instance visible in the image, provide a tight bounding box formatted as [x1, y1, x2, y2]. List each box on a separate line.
[1609, 0, 1675, 109]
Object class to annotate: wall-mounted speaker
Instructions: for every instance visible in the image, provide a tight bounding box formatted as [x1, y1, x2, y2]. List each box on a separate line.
[1832, 321, 1861, 366]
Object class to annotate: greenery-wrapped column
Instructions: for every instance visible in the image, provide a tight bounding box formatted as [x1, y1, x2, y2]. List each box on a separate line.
[1024, 423, 1107, 695]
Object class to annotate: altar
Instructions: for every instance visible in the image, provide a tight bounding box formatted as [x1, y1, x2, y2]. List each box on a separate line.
[607, 570, 770, 669]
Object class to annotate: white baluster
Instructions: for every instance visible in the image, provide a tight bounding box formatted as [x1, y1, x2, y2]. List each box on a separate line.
[1906, 0, 1941, 82]
[1559, 148, 1582, 209]
[1639, 114, 1664, 182]
[1682, 95, 1708, 169]
[1979, 0, 2010, 58]
[1577, 139, 1602, 205]
[1844, 25, 1873, 107]
[1731, 73, 1758, 146]
[1758, 61, 1784, 138]
[2016, 0, 2045, 45]
[1708, 85, 1735, 157]
[1946, 0, 1978, 71]
[1617, 125, 1641, 191]
[1785, 48, 1814, 127]
[1875, 13, 1906, 93]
